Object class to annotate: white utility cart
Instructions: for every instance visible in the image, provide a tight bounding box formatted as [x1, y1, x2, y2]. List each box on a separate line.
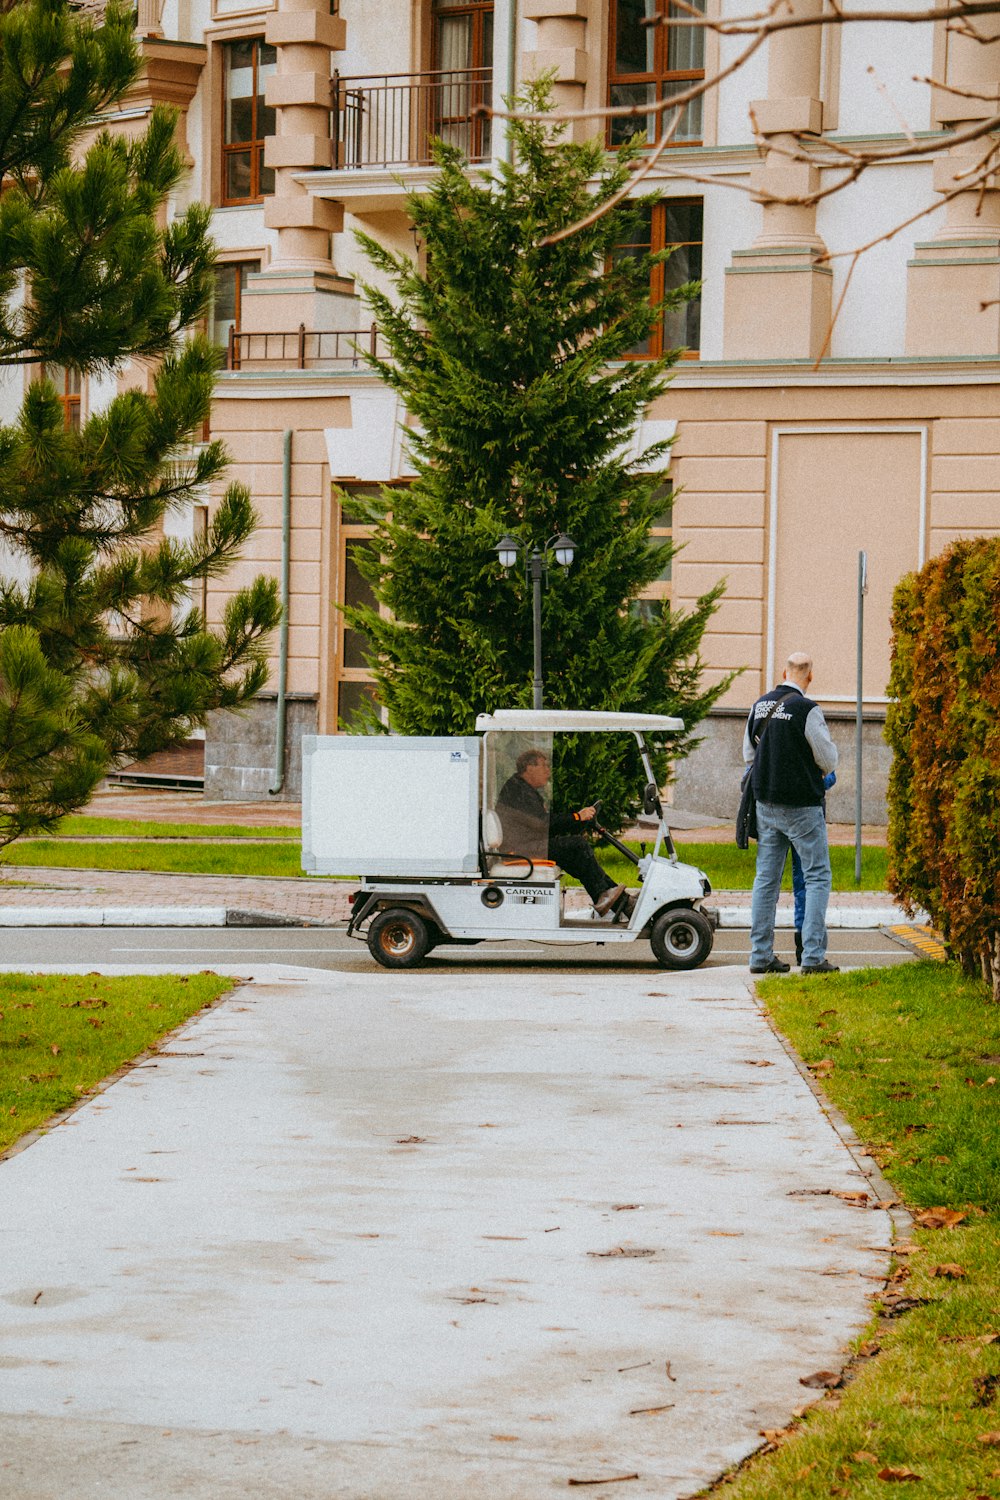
[302, 709, 719, 969]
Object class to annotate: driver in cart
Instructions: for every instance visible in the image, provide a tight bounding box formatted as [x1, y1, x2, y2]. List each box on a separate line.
[496, 747, 630, 917]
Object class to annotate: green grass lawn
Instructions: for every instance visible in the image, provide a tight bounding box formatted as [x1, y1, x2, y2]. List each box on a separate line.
[0, 971, 234, 1154]
[704, 963, 1000, 1500]
[53, 816, 299, 840]
[1, 839, 308, 878]
[595, 839, 889, 892]
[1, 836, 891, 889]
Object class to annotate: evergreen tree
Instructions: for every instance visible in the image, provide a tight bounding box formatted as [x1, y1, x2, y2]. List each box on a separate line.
[346, 82, 732, 825]
[0, 0, 279, 845]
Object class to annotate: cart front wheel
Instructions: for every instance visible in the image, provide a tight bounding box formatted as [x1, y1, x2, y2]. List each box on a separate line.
[367, 907, 432, 969]
[650, 908, 714, 970]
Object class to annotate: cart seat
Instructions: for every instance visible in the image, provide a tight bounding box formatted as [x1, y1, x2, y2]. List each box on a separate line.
[482, 809, 561, 881]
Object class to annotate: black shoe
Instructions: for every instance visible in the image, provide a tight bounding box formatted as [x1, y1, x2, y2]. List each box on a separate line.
[750, 957, 791, 974]
[800, 959, 840, 974]
[794, 929, 803, 965]
[594, 883, 626, 917]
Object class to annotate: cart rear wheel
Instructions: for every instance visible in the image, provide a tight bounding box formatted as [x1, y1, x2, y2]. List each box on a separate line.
[367, 907, 432, 969]
[650, 908, 714, 970]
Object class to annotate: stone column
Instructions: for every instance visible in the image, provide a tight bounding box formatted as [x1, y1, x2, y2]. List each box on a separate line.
[241, 0, 355, 337]
[905, 15, 1000, 354]
[723, 0, 832, 359]
[522, 0, 590, 141]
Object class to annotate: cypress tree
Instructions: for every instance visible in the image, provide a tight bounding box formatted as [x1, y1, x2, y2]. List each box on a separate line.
[346, 82, 732, 825]
[0, 0, 280, 844]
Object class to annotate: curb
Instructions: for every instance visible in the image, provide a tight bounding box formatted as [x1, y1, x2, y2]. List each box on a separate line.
[717, 904, 919, 930]
[0, 907, 312, 928]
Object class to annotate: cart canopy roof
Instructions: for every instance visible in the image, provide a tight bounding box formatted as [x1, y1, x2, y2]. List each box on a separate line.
[474, 709, 685, 734]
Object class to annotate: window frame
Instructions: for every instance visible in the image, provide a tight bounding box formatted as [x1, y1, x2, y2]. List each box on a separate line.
[333, 483, 400, 731]
[431, 0, 494, 161]
[633, 481, 674, 620]
[212, 257, 263, 368]
[220, 36, 276, 207]
[614, 198, 703, 361]
[41, 364, 83, 429]
[607, 0, 707, 150]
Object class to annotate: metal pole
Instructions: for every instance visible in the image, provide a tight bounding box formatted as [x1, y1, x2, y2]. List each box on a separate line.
[269, 429, 293, 796]
[855, 550, 867, 884]
[530, 548, 544, 710]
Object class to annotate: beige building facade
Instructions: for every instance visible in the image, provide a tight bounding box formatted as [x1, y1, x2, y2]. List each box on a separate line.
[57, 0, 1000, 813]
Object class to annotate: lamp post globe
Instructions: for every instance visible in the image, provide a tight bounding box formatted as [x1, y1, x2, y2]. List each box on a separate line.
[494, 534, 520, 570]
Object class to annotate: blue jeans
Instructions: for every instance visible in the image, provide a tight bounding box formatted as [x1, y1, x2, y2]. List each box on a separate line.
[751, 803, 832, 968]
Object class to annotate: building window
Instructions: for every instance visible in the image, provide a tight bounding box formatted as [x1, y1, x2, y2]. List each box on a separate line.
[221, 39, 276, 205]
[193, 504, 210, 621]
[432, 0, 493, 159]
[42, 365, 83, 429]
[612, 199, 702, 358]
[212, 259, 261, 367]
[632, 482, 674, 622]
[335, 483, 391, 730]
[608, 0, 706, 148]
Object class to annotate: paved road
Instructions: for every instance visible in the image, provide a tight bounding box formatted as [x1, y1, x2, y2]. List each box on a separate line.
[0, 961, 895, 1500]
[0, 924, 917, 973]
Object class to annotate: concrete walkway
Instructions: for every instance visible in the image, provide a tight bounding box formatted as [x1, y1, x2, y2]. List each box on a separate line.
[0, 961, 896, 1499]
[0, 864, 913, 928]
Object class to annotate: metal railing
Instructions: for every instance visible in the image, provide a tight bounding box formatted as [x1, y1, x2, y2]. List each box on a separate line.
[334, 67, 492, 169]
[226, 324, 386, 371]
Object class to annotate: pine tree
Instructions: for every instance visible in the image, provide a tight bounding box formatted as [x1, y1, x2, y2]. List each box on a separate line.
[0, 0, 280, 845]
[345, 82, 732, 825]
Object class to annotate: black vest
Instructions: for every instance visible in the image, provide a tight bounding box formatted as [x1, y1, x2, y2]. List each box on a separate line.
[747, 687, 825, 807]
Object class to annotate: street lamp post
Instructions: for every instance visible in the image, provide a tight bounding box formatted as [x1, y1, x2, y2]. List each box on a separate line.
[494, 532, 577, 710]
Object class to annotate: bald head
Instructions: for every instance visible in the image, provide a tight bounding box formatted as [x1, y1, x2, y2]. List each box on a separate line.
[784, 652, 813, 689]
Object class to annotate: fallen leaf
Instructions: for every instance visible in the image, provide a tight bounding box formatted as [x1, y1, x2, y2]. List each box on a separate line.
[50, 1044, 60, 1056]
[395, 1136, 426, 1144]
[877, 1466, 922, 1481]
[913, 1207, 966, 1230]
[882, 1295, 934, 1315]
[976, 1432, 1000, 1446]
[973, 1375, 1000, 1408]
[833, 1190, 870, 1205]
[491, 1434, 520, 1442]
[852, 1450, 879, 1463]
[811, 1059, 835, 1078]
[799, 1370, 843, 1389]
[759, 1428, 787, 1443]
[892, 1241, 921, 1256]
[744, 1060, 774, 1068]
[857, 1342, 882, 1358]
[932, 1263, 967, 1279]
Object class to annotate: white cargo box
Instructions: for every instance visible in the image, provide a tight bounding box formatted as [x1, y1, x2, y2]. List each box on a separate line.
[302, 734, 482, 877]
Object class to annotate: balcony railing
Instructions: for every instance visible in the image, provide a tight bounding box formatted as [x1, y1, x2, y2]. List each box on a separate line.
[226, 324, 386, 372]
[334, 67, 492, 170]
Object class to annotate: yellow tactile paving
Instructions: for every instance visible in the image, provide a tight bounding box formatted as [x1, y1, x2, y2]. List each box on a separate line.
[889, 924, 947, 961]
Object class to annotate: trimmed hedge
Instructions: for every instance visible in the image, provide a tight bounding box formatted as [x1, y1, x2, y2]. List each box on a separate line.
[886, 537, 1000, 1000]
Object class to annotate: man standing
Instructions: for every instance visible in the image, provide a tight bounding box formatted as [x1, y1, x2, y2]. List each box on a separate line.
[744, 652, 839, 975]
[496, 749, 626, 916]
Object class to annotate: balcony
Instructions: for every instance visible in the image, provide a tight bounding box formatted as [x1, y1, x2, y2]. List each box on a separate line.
[225, 325, 387, 372]
[334, 68, 492, 170]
